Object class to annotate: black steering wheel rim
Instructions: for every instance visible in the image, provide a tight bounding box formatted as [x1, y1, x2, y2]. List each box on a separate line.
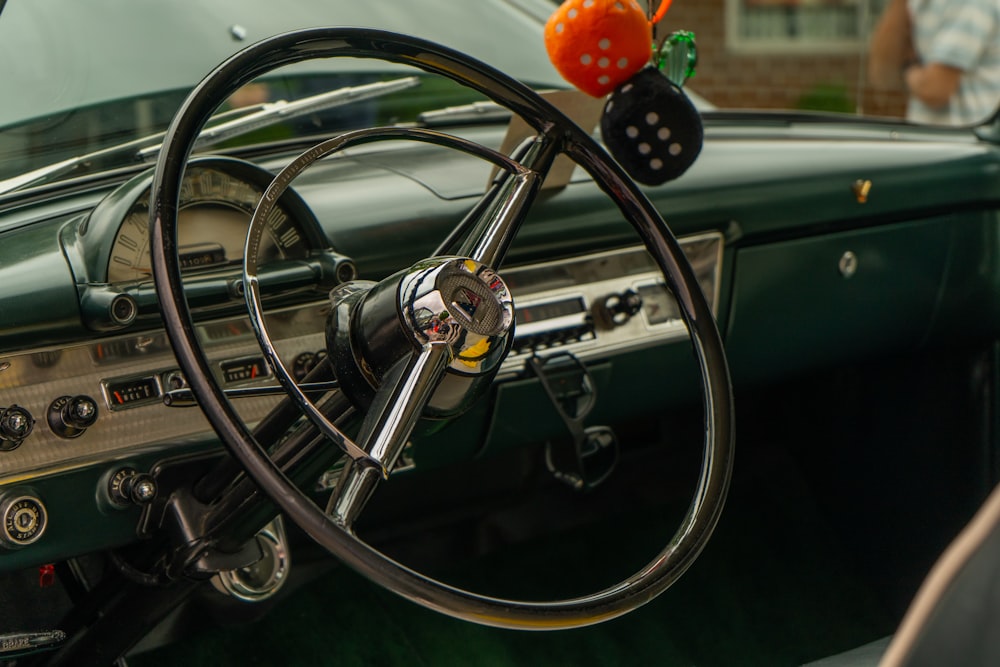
[150, 27, 734, 629]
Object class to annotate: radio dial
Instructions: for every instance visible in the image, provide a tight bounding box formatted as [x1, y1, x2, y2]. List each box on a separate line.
[596, 289, 643, 328]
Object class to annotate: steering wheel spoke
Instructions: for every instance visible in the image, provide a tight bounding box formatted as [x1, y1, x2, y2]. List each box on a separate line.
[355, 344, 450, 472]
[443, 133, 561, 267]
[326, 344, 449, 527]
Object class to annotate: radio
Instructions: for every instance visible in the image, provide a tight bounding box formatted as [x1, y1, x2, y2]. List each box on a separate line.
[500, 232, 722, 374]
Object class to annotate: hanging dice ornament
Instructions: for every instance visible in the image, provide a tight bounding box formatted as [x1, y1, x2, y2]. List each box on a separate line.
[544, 0, 703, 186]
[601, 67, 701, 185]
[544, 0, 652, 97]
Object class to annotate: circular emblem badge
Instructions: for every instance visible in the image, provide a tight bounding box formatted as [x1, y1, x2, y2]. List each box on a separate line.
[1, 495, 47, 547]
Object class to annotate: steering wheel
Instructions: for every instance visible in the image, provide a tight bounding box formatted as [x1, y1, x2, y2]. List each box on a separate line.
[150, 28, 733, 629]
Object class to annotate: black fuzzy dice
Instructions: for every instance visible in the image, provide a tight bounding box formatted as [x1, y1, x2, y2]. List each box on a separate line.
[600, 68, 703, 186]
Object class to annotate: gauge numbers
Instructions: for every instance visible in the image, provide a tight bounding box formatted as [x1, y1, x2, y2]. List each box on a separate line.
[107, 166, 308, 284]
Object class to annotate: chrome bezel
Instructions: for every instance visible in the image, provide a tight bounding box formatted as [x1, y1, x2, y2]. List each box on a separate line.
[210, 518, 290, 602]
[0, 493, 48, 548]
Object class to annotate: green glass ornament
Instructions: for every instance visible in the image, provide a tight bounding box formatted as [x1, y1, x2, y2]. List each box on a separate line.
[656, 30, 697, 87]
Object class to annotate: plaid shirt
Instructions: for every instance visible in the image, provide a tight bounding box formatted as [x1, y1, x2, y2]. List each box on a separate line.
[908, 0, 1000, 124]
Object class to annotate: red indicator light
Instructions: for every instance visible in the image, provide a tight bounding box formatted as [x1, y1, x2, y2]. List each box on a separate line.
[39, 563, 56, 588]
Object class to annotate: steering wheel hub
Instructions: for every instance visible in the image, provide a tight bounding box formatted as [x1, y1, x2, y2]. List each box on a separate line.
[327, 257, 514, 418]
[403, 257, 512, 349]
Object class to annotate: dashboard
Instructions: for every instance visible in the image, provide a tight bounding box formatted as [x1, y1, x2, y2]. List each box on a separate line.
[0, 146, 724, 560]
[3, 113, 994, 569]
[0, 235, 722, 482]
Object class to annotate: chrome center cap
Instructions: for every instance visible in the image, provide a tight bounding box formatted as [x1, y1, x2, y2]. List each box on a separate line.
[402, 258, 513, 367]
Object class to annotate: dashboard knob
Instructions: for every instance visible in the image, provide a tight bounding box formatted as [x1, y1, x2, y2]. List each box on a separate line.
[107, 468, 157, 508]
[0, 405, 34, 451]
[595, 289, 643, 328]
[0, 493, 47, 548]
[47, 395, 99, 439]
[162, 370, 188, 391]
[292, 350, 327, 381]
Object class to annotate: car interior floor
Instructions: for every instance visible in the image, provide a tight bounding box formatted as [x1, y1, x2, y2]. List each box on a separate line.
[114, 342, 997, 666]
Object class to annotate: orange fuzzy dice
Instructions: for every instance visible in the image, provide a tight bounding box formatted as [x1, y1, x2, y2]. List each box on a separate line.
[545, 0, 652, 98]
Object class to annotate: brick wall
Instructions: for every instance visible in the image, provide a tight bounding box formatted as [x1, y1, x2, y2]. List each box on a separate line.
[656, 0, 908, 118]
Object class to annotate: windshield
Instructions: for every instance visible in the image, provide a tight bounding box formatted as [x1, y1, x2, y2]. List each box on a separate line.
[0, 0, 563, 184]
[1, 0, 996, 190]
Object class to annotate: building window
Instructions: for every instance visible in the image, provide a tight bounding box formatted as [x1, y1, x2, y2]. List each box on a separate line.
[726, 0, 889, 53]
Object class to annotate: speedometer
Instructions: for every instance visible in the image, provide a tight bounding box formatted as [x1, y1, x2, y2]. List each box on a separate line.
[106, 163, 309, 284]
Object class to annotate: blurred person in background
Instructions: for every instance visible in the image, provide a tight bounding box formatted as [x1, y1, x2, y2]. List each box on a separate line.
[869, 0, 1000, 125]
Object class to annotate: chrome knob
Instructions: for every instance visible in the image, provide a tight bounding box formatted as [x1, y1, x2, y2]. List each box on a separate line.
[107, 468, 157, 508]
[47, 395, 99, 439]
[0, 405, 34, 451]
